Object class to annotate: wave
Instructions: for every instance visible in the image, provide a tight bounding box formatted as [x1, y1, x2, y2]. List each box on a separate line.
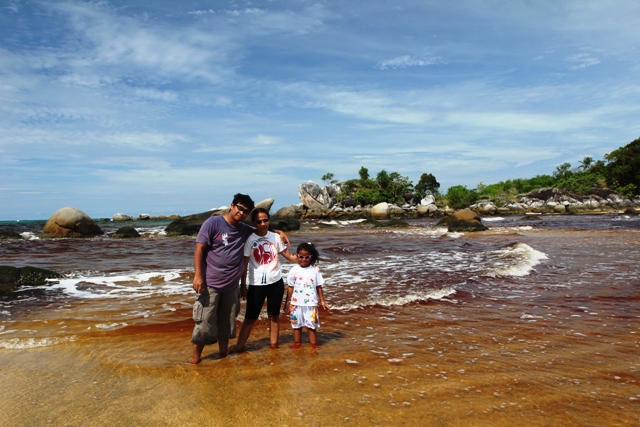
[330, 285, 457, 311]
[0, 335, 77, 349]
[42, 269, 192, 299]
[484, 242, 548, 277]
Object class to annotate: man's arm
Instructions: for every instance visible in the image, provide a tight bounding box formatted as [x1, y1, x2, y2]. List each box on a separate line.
[241, 256, 249, 299]
[193, 242, 207, 294]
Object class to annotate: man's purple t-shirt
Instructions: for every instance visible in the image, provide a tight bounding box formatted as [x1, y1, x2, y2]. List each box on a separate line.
[196, 216, 255, 293]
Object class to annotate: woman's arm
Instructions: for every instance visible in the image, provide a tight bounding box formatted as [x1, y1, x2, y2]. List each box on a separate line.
[279, 247, 298, 264]
[273, 229, 290, 246]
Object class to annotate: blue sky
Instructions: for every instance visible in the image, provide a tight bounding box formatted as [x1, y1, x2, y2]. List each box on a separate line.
[2, 0, 640, 220]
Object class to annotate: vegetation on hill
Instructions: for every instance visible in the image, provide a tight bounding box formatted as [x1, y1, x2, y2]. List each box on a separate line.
[326, 136, 640, 208]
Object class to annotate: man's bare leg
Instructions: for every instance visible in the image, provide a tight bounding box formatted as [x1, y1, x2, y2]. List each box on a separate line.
[235, 320, 255, 352]
[189, 343, 204, 364]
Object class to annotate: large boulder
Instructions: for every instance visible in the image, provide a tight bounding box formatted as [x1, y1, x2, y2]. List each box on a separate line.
[370, 203, 390, 219]
[43, 207, 104, 237]
[0, 266, 64, 295]
[446, 209, 488, 232]
[112, 226, 141, 238]
[113, 213, 134, 221]
[298, 181, 331, 212]
[164, 198, 276, 236]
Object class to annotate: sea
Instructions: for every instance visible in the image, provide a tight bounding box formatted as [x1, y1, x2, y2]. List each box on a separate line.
[1, 214, 639, 426]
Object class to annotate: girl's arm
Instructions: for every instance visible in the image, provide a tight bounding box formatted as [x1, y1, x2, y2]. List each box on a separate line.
[284, 286, 293, 314]
[279, 247, 298, 264]
[317, 286, 329, 311]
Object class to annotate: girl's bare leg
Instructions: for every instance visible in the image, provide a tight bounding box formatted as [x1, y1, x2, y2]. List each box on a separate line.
[269, 315, 280, 348]
[218, 338, 229, 357]
[290, 328, 302, 349]
[308, 329, 320, 350]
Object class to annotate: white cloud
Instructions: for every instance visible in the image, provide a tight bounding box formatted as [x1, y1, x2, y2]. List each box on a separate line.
[567, 53, 601, 70]
[377, 55, 442, 70]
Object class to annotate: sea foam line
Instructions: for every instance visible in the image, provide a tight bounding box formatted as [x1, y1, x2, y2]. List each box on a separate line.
[484, 243, 548, 277]
[330, 285, 457, 311]
[0, 335, 77, 350]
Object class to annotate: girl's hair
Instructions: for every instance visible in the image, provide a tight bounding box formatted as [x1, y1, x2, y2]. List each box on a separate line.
[297, 242, 319, 265]
[251, 207, 270, 223]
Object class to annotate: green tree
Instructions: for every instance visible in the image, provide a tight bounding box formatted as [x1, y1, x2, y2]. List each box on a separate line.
[553, 162, 573, 181]
[604, 137, 640, 196]
[579, 156, 594, 171]
[445, 185, 478, 209]
[359, 166, 370, 181]
[321, 172, 338, 186]
[415, 173, 440, 199]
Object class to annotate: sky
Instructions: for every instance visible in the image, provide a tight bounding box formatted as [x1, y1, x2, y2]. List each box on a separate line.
[2, 0, 640, 220]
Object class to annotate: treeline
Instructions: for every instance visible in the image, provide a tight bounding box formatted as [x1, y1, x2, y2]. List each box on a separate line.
[324, 136, 640, 210]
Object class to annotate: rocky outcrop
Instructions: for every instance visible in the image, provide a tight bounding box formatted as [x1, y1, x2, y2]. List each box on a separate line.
[43, 207, 104, 238]
[0, 230, 23, 240]
[165, 199, 278, 236]
[0, 266, 64, 295]
[113, 213, 134, 221]
[516, 188, 638, 214]
[443, 209, 488, 232]
[112, 226, 141, 238]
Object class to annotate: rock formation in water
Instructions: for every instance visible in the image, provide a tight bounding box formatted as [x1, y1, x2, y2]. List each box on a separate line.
[43, 207, 104, 238]
[0, 266, 64, 295]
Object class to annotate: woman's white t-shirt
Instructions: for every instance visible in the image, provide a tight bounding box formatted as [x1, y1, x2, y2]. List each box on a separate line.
[243, 231, 286, 286]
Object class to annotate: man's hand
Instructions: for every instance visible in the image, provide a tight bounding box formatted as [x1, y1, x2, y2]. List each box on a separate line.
[193, 275, 204, 294]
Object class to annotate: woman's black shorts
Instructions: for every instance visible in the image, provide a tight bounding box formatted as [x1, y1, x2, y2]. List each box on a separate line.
[245, 278, 285, 320]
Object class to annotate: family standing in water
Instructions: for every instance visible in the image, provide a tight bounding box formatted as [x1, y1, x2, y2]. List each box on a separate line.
[189, 193, 329, 364]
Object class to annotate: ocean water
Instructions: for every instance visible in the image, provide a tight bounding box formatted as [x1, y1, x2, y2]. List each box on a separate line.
[1, 215, 639, 426]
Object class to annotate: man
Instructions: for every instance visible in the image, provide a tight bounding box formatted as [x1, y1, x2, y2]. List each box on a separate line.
[189, 193, 289, 364]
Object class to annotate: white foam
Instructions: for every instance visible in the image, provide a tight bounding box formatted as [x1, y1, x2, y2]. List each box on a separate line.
[482, 217, 505, 222]
[20, 232, 40, 240]
[0, 335, 77, 349]
[330, 286, 456, 311]
[485, 243, 548, 277]
[44, 269, 191, 299]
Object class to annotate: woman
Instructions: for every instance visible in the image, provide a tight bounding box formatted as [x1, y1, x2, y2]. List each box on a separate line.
[235, 208, 297, 351]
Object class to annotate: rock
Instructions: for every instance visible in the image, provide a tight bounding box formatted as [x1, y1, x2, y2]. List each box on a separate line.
[0, 266, 64, 295]
[43, 207, 104, 238]
[421, 195, 436, 205]
[299, 181, 327, 211]
[447, 209, 488, 232]
[112, 226, 141, 238]
[165, 210, 215, 236]
[273, 205, 300, 219]
[521, 215, 543, 221]
[138, 214, 150, 220]
[624, 208, 639, 215]
[165, 198, 276, 236]
[470, 200, 497, 215]
[370, 203, 390, 219]
[113, 213, 134, 221]
[270, 218, 301, 232]
[0, 230, 23, 240]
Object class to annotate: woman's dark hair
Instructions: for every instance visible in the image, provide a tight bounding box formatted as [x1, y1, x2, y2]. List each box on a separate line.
[251, 207, 270, 223]
[297, 242, 319, 265]
[232, 193, 255, 211]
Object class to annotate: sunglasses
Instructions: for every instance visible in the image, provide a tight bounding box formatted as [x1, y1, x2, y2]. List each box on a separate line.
[297, 255, 312, 260]
[255, 219, 270, 224]
[234, 204, 250, 214]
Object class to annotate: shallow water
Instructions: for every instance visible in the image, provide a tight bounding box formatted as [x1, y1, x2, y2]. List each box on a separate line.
[1, 215, 639, 426]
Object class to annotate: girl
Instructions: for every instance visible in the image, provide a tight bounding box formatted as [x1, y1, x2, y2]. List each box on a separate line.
[284, 242, 329, 350]
[235, 208, 298, 352]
